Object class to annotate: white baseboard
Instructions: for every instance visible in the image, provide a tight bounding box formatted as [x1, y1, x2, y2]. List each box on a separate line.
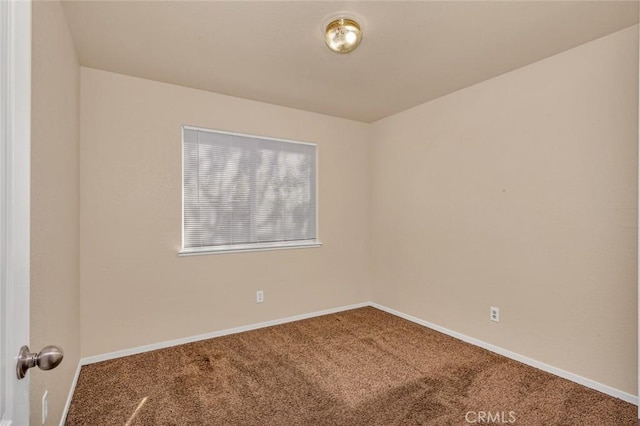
[370, 302, 638, 406]
[80, 302, 369, 365]
[61, 300, 637, 425]
[59, 361, 82, 426]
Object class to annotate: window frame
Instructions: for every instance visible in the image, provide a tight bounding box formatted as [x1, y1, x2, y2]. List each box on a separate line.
[179, 125, 322, 256]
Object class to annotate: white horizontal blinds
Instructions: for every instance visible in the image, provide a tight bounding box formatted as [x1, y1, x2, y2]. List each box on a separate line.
[254, 139, 317, 243]
[183, 127, 317, 249]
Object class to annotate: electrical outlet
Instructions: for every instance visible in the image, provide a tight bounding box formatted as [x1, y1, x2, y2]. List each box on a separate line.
[490, 306, 500, 322]
[256, 290, 264, 303]
[42, 390, 48, 424]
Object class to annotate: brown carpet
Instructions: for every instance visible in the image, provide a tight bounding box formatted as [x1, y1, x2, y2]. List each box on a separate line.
[65, 307, 636, 425]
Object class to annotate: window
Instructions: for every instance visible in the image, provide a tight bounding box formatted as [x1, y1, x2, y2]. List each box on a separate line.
[181, 126, 321, 254]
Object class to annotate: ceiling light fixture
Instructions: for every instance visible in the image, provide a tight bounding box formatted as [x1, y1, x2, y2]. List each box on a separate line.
[324, 18, 362, 54]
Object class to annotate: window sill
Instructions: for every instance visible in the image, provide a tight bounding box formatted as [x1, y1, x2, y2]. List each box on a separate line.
[178, 240, 323, 256]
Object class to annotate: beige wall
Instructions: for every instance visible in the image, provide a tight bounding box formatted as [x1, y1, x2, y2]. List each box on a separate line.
[371, 25, 639, 395]
[31, 1, 81, 424]
[79, 68, 371, 357]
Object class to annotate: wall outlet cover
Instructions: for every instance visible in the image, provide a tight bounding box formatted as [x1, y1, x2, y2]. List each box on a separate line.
[490, 307, 500, 322]
[42, 390, 48, 424]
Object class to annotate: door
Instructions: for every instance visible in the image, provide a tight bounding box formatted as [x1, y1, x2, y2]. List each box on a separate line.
[1, 0, 31, 424]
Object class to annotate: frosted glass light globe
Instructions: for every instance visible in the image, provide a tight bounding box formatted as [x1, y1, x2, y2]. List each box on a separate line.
[325, 18, 362, 54]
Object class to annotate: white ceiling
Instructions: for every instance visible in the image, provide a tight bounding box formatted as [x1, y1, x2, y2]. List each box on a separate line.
[61, 1, 639, 123]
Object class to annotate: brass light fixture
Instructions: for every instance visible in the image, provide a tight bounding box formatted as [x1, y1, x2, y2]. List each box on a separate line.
[324, 18, 362, 54]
